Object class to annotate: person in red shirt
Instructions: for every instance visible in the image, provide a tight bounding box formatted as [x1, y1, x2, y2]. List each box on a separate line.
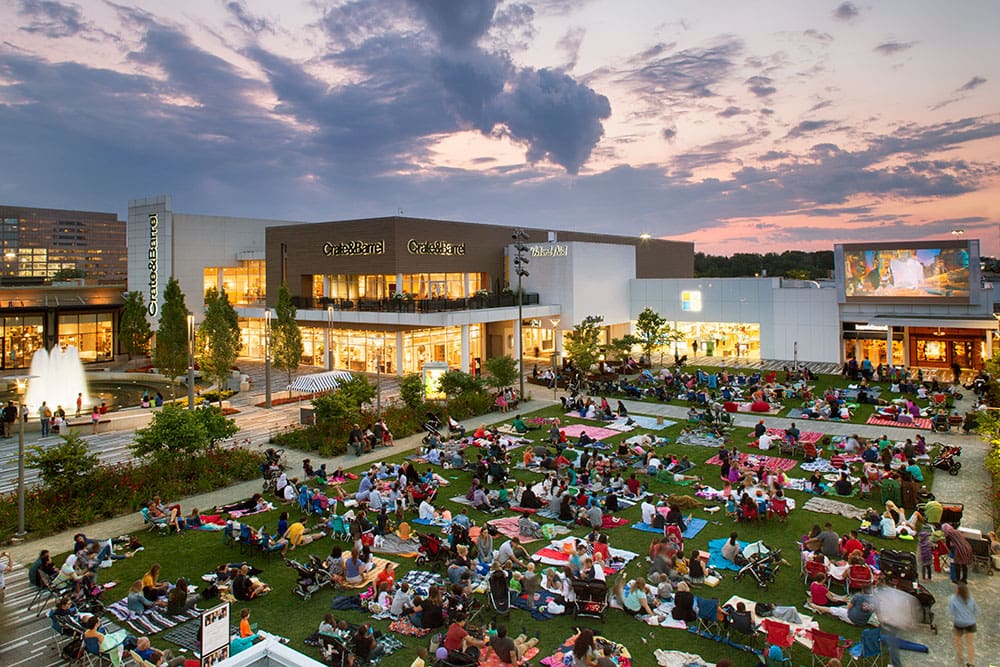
[625, 474, 642, 496]
[808, 573, 847, 608]
[840, 530, 864, 559]
[443, 616, 486, 658]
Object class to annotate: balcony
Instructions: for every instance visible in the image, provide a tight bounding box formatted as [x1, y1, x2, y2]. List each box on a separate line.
[291, 292, 540, 313]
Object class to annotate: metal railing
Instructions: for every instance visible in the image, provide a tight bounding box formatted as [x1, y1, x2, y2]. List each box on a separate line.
[290, 293, 540, 313]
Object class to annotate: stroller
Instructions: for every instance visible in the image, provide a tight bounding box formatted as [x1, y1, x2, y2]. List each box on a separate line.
[933, 445, 962, 475]
[415, 532, 451, 571]
[286, 555, 336, 600]
[487, 569, 511, 620]
[261, 447, 286, 493]
[572, 578, 608, 620]
[422, 413, 445, 445]
[733, 542, 783, 590]
[880, 548, 937, 632]
[315, 634, 351, 667]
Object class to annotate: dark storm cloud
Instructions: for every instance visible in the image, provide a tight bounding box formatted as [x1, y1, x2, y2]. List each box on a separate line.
[832, 2, 860, 21]
[958, 76, 987, 92]
[623, 38, 743, 99]
[786, 119, 835, 138]
[874, 41, 916, 56]
[411, 0, 498, 49]
[18, 0, 88, 38]
[745, 75, 776, 97]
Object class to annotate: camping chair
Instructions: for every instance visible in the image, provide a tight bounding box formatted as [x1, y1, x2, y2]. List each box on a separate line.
[223, 521, 238, 548]
[844, 564, 874, 595]
[128, 651, 157, 667]
[725, 607, 758, 650]
[761, 618, 795, 662]
[327, 515, 351, 542]
[846, 627, 884, 667]
[803, 558, 827, 584]
[238, 524, 260, 555]
[81, 635, 115, 666]
[809, 628, 846, 666]
[802, 442, 821, 461]
[32, 571, 73, 617]
[140, 507, 169, 534]
[769, 496, 789, 522]
[258, 532, 284, 562]
[694, 596, 722, 637]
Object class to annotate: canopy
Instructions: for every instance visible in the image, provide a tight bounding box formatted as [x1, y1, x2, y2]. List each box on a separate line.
[286, 370, 353, 394]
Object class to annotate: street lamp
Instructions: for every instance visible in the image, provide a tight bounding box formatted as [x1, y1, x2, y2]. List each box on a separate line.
[187, 315, 195, 410]
[326, 306, 334, 370]
[512, 229, 530, 401]
[14, 374, 36, 538]
[264, 310, 272, 409]
[375, 339, 383, 419]
[548, 317, 561, 401]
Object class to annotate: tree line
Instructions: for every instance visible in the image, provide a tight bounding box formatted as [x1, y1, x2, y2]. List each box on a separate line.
[695, 250, 834, 280]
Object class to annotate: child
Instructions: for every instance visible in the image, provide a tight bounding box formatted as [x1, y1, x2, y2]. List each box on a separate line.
[917, 525, 934, 580]
[239, 608, 253, 638]
[859, 475, 871, 499]
[725, 496, 738, 520]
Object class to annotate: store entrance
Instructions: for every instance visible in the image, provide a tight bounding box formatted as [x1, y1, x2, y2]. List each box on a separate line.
[909, 327, 986, 372]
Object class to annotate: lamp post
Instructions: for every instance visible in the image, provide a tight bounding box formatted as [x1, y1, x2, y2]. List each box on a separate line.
[512, 229, 530, 402]
[375, 341, 383, 419]
[14, 375, 35, 538]
[548, 316, 561, 401]
[326, 306, 334, 370]
[264, 310, 272, 409]
[187, 315, 195, 410]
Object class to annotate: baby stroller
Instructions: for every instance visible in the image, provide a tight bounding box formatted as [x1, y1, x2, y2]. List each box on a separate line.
[933, 445, 962, 475]
[572, 578, 608, 620]
[487, 569, 511, 620]
[879, 548, 936, 632]
[422, 413, 444, 444]
[415, 532, 450, 571]
[286, 555, 335, 600]
[316, 634, 351, 667]
[733, 543, 783, 590]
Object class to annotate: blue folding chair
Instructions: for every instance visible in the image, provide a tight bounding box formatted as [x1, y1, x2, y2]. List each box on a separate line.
[847, 627, 884, 667]
[694, 596, 721, 637]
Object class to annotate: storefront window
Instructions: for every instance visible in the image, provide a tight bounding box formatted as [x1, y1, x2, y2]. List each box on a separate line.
[1, 316, 44, 369]
[673, 322, 761, 360]
[325, 273, 485, 301]
[915, 339, 948, 363]
[215, 260, 265, 305]
[203, 268, 219, 297]
[57, 313, 114, 362]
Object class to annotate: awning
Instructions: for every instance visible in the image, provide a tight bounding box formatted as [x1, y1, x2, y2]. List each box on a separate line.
[865, 315, 999, 330]
[286, 371, 353, 393]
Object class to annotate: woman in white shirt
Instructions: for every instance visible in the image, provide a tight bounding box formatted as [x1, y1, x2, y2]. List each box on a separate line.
[418, 499, 436, 521]
[640, 501, 657, 526]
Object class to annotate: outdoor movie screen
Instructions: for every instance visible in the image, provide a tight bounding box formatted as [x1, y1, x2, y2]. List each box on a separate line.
[844, 246, 971, 299]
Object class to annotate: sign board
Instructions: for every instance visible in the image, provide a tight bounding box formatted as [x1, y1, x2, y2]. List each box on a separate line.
[200, 602, 230, 666]
[422, 362, 449, 400]
[147, 213, 159, 316]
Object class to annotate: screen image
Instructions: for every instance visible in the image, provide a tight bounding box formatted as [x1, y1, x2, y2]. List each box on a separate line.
[844, 247, 970, 298]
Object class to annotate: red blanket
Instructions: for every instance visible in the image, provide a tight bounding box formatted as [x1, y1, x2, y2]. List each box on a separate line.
[748, 428, 822, 445]
[866, 415, 933, 430]
[705, 452, 798, 471]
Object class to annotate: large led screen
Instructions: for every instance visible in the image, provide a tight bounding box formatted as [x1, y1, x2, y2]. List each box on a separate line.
[844, 246, 970, 299]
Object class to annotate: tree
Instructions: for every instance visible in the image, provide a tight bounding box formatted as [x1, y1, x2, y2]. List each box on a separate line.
[131, 404, 209, 461]
[26, 431, 98, 491]
[153, 278, 190, 394]
[311, 376, 375, 427]
[437, 370, 483, 398]
[270, 283, 303, 395]
[196, 405, 239, 447]
[199, 288, 242, 405]
[563, 315, 604, 371]
[51, 267, 85, 281]
[483, 355, 519, 391]
[399, 374, 425, 410]
[608, 334, 640, 362]
[634, 307, 668, 361]
[120, 291, 153, 365]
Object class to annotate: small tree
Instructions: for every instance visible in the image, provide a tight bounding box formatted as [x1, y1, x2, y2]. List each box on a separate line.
[399, 374, 425, 410]
[120, 291, 153, 365]
[132, 404, 209, 461]
[608, 334, 640, 362]
[270, 284, 303, 396]
[483, 355, 519, 392]
[51, 267, 85, 281]
[312, 391, 363, 428]
[199, 288, 242, 405]
[196, 405, 239, 447]
[563, 315, 604, 371]
[153, 278, 190, 394]
[25, 431, 98, 491]
[635, 307, 668, 362]
[437, 370, 483, 398]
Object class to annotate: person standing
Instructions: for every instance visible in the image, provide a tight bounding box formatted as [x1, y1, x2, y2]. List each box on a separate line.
[75, 392, 83, 418]
[38, 401, 51, 437]
[0, 551, 11, 603]
[949, 583, 979, 667]
[91, 405, 101, 435]
[2, 401, 15, 438]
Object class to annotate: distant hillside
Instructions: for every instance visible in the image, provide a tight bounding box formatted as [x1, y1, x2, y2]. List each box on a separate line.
[695, 251, 834, 280]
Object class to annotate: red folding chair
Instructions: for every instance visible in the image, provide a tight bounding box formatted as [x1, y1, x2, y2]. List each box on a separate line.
[762, 617, 795, 651]
[844, 563, 874, 594]
[803, 558, 827, 584]
[809, 628, 846, 666]
[769, 497, 789, 522]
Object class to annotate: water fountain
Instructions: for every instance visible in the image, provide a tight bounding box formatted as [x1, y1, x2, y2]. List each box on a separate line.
[23, 345, 90, 414]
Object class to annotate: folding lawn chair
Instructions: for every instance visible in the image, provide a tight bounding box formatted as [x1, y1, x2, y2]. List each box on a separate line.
[761, 618, 795, 663]
[694, 596, 721, 637]
[846, 627, 884, 667]
[140, 507, 169, 534]
[725, 608, 758, 650]
[844, 564, 874, 595]
[809, 628, 846, 666]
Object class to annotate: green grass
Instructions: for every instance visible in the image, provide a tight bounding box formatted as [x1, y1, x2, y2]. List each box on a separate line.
[87, 388, 929, 667]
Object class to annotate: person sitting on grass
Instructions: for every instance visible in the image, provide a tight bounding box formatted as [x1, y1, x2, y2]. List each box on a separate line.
[134, 636, 186, 667]
[809, 586, 875, 626]
[166, 577, 198, 615]
[231, 565, 271, 600]
[128, 579, 165, 613]
[808, 572, 847, 609]
[141, 563, 170, 601]
[282, 516, 325, 552]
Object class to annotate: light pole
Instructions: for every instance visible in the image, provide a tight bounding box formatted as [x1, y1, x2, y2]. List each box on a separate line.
[264, 310, 272, 409]
[14, 375, 35, 538]
[512, 229, 530, 401]
[326, 306, 334, 370]
[548, 316, 560, 401]
[375, 341, 383, 419]
[187, 315, 195, 410]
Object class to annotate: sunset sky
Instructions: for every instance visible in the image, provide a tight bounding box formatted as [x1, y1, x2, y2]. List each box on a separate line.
[1, 0, 997, 255]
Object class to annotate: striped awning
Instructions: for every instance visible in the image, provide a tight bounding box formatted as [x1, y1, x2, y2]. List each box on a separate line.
[286, 370, 353, 394]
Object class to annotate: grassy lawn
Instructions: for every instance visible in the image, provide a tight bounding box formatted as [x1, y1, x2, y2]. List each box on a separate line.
[89, 375, 934, 667]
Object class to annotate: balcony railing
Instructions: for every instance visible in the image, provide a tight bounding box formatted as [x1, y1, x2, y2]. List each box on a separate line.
[290, 293, 540, 313]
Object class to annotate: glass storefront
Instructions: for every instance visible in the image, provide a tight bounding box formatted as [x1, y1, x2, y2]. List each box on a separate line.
[313, 272, 487, 301]
[842, 325, 904, 366]
[57, 313, 114, 362]
[1, 316, 44, 369]
[674, 321, 761, 360]
[205, 261, 266, 305]
[521, 323, 559, 359]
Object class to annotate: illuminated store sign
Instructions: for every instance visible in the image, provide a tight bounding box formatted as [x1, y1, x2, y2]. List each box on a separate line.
[681, 290, 702, 312]
[529, 244, 568, 257]
[147, 213, 158, 317]
[322, 240, 386, 257]
[407, 239, 466, 256]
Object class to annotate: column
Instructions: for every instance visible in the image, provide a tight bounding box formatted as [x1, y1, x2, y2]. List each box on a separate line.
[460, 324, 470, 374]
[987, 329, 994, 360]
[395, 331, 404, 376]
[396, 273, 404, 296]
[886, 326, 894, 366]
[512, 321, 521, 366]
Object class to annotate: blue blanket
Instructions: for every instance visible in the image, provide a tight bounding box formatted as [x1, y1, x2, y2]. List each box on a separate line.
[707, 538, 749, 571]
[631, 517, 708, 540]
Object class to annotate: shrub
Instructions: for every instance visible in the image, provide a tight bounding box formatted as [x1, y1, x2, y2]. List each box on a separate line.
[25, 431, 98, 492]
[399, 374, 425, 410]
[437, 370, 482, 398]
[132, 404, 237, 462]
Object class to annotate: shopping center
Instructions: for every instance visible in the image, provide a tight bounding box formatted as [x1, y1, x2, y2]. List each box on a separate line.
[125, 196, 998, 376]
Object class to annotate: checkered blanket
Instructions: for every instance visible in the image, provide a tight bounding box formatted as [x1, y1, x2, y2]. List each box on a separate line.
[705, 452, 798, 471]
[106, 598, 201, 635]
[398, 570, 443, 597]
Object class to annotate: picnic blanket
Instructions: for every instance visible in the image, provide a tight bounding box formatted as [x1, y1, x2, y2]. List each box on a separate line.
[480, 645, 540, 667]
[704, 452, 798, 472]
[632, 517, 708, 539]
[802, 496, 867, 520]
[654, 650, 715, 667]
[800, 456, 862, 473]
[601, 515, 629, 529]
[372, 534, 420, 557]
[161, 618, 227, 653]
[485, 516, 545, 544]
[707, 538, 749, 571]
[540, 634, 631, 667]
[841, 386, 882, 401]
[609, 415, 675, 431]
[398, 569, 443, 596]
[344, 557, 396, 589]
[866, 415, 933, 430]
[227, 502, 276, 519]
[676, 432, 725, 448]
[749, 427, 822, 445]
[388, 617, 431, 637]
[532, 537, 638, 573]
[737, 402, 783, 415]
[106, 598, 201, 635]
[723, 594, 819, 649]
[559, 423, 620, 441]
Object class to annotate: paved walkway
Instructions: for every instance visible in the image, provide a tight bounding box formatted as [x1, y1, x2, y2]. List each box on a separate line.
[2, 377, 996, 666]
